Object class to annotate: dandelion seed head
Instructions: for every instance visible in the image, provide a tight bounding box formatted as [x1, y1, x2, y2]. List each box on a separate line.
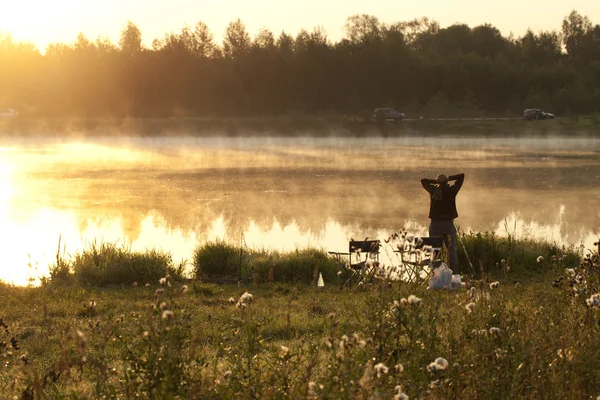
[466, 302, 476, 314]
[394, 363, 404, 373]
[159, 277, 167, 286]
[537, 256, 544, 263]
[224, 370, 232, 379]
[181, 285, 188, 293]
[490, 327, 501, 335]
[240, 291, 254, 303]
[489, 281, 500, 289]
[145, 283, 151, 287]
[407, 294, 422, 305]
[228, 297, 236, 304]
[132, 282, 138, 287]
[373, 362, 388, 377]
[159, 302, 167, 310]
[161, 310, 174, 320]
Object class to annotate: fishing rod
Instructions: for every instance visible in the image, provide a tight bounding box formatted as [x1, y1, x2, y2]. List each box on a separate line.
[454, 221, 475, 275]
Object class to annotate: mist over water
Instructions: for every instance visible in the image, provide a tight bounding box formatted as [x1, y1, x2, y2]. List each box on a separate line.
[1, 134, 599, 285]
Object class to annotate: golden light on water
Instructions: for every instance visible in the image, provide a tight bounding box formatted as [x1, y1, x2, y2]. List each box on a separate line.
[0, 137, 597, 286]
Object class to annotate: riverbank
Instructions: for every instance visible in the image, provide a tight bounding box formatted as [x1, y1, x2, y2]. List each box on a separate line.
[1, 115, 599, 137]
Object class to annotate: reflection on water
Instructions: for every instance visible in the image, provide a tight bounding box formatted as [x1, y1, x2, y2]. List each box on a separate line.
[0, 136, 599, 285]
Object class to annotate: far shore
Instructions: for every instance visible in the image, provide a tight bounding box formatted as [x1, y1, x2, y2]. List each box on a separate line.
[1, 115, 599, 137]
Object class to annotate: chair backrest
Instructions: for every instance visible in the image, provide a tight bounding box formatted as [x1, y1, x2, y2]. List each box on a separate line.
[349, 240, 380, 255]
[413, 236, 444, 249]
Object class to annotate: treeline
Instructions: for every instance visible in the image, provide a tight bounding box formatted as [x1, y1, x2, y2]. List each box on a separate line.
[1, 10, 599, 118]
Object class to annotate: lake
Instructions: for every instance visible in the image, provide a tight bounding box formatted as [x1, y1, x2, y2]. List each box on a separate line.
[1, 135, 599, 285]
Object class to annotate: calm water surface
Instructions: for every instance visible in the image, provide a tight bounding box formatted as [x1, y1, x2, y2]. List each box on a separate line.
[1, 135, 599, 285]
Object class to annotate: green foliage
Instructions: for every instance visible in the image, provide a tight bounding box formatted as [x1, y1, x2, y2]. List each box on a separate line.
[2, 242, 600, 399]
[457, 230, 582, 279]
[57, 241, 181, 286]
[193, 242, 339, 284]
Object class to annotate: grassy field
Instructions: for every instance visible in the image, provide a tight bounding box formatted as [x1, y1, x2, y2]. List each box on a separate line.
[1, 114, 599, 137]
[1, 234, 599, 399]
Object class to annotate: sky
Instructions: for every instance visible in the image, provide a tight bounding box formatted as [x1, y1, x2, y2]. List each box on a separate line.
[0, 0, 599, 52]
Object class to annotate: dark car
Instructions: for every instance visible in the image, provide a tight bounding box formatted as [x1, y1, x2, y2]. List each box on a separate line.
[522, 109, 555, 120]
[373, 108, 405, 122]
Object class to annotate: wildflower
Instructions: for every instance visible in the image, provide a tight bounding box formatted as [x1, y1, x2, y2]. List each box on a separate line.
[280, 345, 289, 357]
[228, 297, 236, 304]
[465, 303, 476, 314]
[394, 385, 408, 400]
[400, 298, 408, 306]
[132, 282, 138, 287]
[357, 340, 367, 347]
[374, 362, 388, 377]
[76, 330, 87, 352]
[429, 379, 441, 388]
[427, 357, 448, 372]
[565, 268, 576, 277]
[586, 294, 600, 307]
[159, 302, 167, 310]
[240, 291, 254, 303]
[495, 348, 507, 359]
[145, 283, 151, 287]
[308, 381, 317, 397]
[537, 256, 544, 263]
[453, 362, 460, 368]
[328, 312, 336, 320]
[235, 301, 246, 309]
[489, 281, 500, 289]
[337, 270, 342, 276]
[407, 295, 422, 305]
[394, 363, 404, 373]
[143, 331, 150, 339]
[155, 288, 165, 296]
[224, 370, 232, 379]
[501, 259, 506, 265]
[159, 277, 167, 286]
[489, 327, 501, 335]
[181, 285, 188, 293]
[557, 348, 573, 361]
[162, 310, 174, 320]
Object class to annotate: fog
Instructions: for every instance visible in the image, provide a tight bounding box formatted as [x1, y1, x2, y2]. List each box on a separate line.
[1, 135, 598, 285]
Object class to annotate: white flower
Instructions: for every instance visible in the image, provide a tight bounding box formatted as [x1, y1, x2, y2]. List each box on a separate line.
[586, 294, 600, 307]
[145, 283, 151, 287]
[161, 310, 174, 320]
[407, 295, 422, 305]
[495, 348, 507, 359]
[565, 268, 576, 277]
[537, 256, 544, 263]
[181, 285, 188, 293]
[337, 270, 342, 276]
[159, 277, 167, 286]
[465, 303, 476, 314]
[155, 288, 165, 296]
[159, 302, 167, 310]
[280, 345, 289, 356]
[394, 386, 409, 400]
[228, 297, 236, 304]
[373, 362, 388, 377]
[427, 357, 448, 372]
[394, 363, 404, 373]
[489, 327, 501, 335]
[240, 291, 254, 303]
[489, 281, 500, 289]
[224, 370, 232, 379]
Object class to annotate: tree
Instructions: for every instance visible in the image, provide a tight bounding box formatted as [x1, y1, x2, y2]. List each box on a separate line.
[222, 19, 251, 59]
[344, 14, 382, 44]
[119, 21, 143, 54]
[561, 10, 592, 58]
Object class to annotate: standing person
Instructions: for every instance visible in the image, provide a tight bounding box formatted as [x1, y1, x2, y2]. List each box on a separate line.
[421, 173, 465, 277]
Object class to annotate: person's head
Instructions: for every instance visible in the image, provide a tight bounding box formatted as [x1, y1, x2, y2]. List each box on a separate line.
[436, 174, 448, 183]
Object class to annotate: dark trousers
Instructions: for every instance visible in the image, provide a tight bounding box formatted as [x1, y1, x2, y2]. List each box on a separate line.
[429, 219, 459, 274]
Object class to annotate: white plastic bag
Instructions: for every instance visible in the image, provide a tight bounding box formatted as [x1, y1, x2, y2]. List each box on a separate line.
[451, 274, 463, 289]
[428, 263, 453, 290]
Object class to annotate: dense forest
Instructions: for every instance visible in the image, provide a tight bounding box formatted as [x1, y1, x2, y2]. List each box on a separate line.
[0, 10, 599, 118]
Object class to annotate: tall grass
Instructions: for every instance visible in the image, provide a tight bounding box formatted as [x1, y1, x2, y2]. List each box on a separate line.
[193, 241, 339, 284]
[456, 230, 582, 279]
[49, 241, 183, 286]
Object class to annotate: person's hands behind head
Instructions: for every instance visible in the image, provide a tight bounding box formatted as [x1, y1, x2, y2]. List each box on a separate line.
[436, 174, 448, 183]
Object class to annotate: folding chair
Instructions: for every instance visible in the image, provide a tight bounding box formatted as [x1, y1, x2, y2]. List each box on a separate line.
[329, 240, 380, 291]
[394, 236, 444, 284]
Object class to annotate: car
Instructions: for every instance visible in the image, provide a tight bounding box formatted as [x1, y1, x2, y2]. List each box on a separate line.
[373, 108, 405, 122]
[522, 109, 555, 120]
[0, 109, 18, 119]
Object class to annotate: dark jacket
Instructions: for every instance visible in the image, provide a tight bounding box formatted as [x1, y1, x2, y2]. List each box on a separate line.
[421, 173, 464, 220]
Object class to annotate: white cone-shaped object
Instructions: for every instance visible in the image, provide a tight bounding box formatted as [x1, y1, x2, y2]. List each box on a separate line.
[317, 272, 325, 287]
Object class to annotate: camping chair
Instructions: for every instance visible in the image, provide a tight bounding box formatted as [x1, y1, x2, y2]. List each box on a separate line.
[394, 236, 444, 284]
[329, 239, 381, 291]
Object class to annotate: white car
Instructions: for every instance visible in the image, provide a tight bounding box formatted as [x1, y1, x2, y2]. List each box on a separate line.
[0, 109, 18, 119]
